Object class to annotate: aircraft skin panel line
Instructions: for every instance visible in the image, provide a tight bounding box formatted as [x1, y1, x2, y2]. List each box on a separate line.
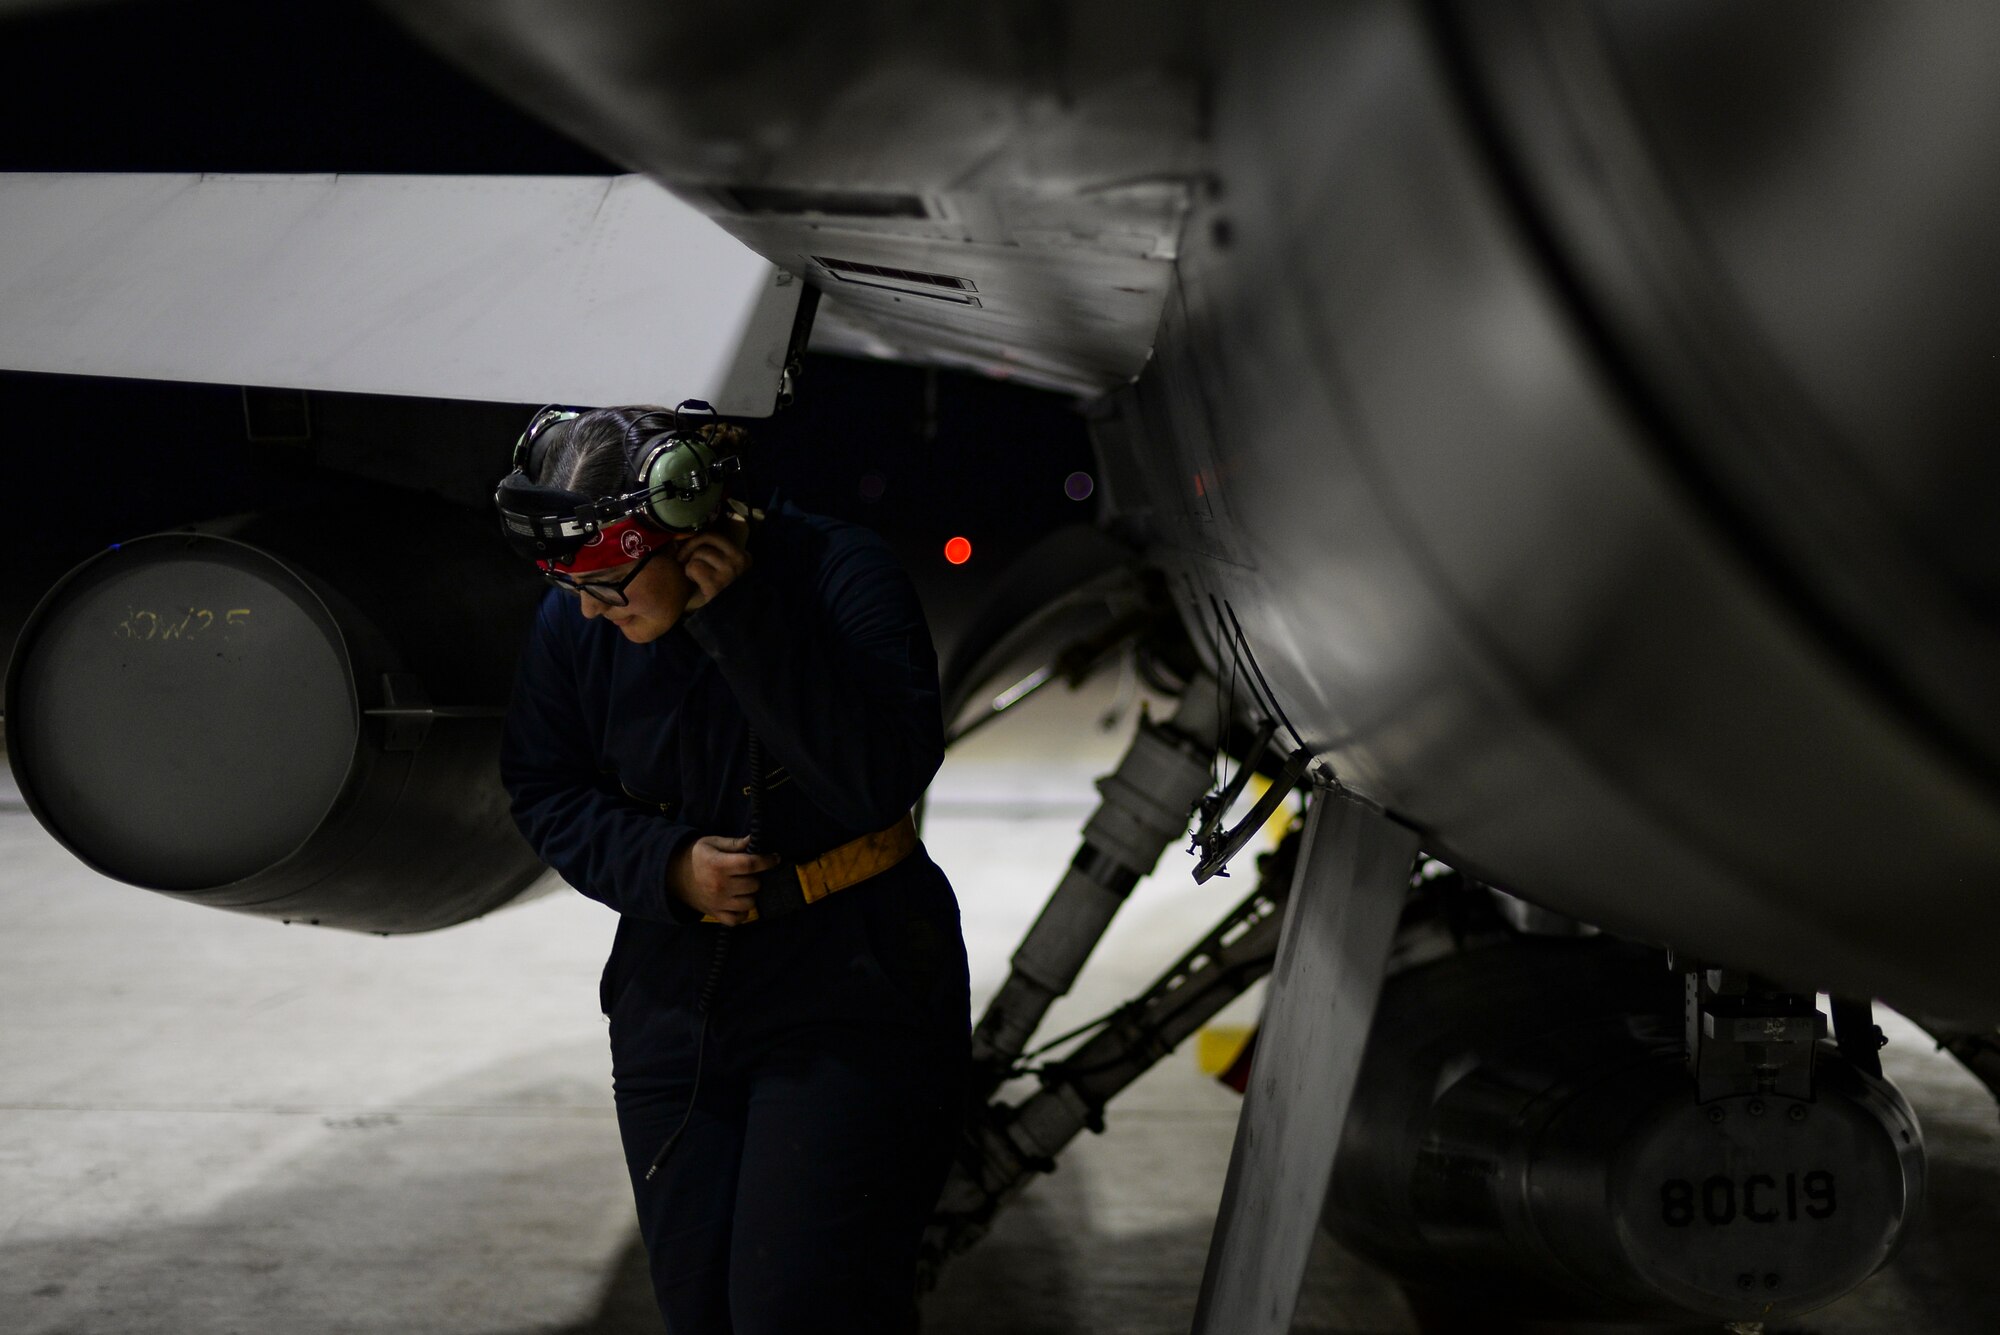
[371, 0, 1204, 396]
[0, 171, 796, 414]
[1190, 793, 1419, 1335]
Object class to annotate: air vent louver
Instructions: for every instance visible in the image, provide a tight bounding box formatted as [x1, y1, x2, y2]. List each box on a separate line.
[723, 187, 928, 218]
[812, 256, 980, 305]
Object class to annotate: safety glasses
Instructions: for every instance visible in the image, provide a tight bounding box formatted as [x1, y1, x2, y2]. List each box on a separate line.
[541, 543, 668, 607]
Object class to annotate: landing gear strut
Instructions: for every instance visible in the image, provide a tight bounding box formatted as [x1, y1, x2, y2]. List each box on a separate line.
[923, 831, 1300, 1282]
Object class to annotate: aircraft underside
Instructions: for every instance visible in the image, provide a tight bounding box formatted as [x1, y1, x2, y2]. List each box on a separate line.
[5, 0, 1998, 1329]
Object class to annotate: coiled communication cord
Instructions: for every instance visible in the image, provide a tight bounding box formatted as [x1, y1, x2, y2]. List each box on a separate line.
[646, 730, 763, 1182]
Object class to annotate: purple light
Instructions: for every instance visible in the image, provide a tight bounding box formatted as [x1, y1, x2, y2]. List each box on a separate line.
[858, 472, 887, 502]
[1064, 470, 1095, 502]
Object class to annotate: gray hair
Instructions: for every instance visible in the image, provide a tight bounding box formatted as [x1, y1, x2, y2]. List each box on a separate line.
[534, 405, 679, 495]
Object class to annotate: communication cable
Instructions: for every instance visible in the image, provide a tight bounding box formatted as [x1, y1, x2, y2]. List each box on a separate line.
[646, 729, 763, 1182]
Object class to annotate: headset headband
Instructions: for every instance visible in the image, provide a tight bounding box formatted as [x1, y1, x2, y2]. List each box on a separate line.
[494, 400, 741, 561]
[511, 404, 588, 477]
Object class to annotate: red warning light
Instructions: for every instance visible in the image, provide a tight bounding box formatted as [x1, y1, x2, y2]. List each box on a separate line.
[943, 536, 973, 566]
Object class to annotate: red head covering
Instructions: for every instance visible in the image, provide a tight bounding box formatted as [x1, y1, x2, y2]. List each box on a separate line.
[541, 516, 679, 575]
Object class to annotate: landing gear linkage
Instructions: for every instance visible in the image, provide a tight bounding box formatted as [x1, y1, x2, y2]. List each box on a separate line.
[921, 823, 1302, 1284]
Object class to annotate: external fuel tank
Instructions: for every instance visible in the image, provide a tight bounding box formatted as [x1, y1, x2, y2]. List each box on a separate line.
[1324, 938, 1923, 1325]
[5, 502, 548, 933]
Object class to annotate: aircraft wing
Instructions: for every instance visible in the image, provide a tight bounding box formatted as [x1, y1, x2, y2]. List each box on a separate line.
[0, 171, 801, 414]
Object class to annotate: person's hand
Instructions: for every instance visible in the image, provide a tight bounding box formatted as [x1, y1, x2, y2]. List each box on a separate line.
[669, 834, 778, 925]
[679, 527, 751, 609]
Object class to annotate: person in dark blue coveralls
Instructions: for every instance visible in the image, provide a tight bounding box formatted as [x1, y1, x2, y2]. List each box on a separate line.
[493, 404, 970, 1334]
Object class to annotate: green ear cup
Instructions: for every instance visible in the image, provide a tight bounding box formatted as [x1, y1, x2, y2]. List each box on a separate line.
[636, 432, 726, 533]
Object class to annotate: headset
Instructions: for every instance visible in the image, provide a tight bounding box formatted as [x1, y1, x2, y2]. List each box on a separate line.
[494, 400, 744, 563]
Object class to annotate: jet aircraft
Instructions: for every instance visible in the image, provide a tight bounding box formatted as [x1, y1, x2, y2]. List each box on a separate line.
[4, 1, 1998, 1329]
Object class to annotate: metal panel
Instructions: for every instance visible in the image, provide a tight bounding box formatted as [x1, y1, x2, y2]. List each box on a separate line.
[372, 0, 1203, 396]
[0, 172, 796, 414]
[1121, 0, 2000, 1023]
[1191, 794, 1418, 1335]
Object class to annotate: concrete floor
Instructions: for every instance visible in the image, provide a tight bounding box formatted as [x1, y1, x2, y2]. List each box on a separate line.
[3, 679, 1998, 1334]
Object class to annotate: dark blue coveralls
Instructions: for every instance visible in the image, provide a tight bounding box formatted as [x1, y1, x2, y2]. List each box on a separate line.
[499, 499, 971, 1333]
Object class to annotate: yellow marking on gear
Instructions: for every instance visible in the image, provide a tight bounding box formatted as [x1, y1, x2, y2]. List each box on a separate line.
[1197, 1024, 1256, 1076]
[1243, 775, 1294, 849]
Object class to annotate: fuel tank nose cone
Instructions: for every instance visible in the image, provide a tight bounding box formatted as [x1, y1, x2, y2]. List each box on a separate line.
[6, 535, 358, 891]
[1609, 1084, 1921, 1321]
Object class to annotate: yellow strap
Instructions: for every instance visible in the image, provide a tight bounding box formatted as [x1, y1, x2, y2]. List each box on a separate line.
[701, 813, 918, 924]
[796, 812, 919, 904]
